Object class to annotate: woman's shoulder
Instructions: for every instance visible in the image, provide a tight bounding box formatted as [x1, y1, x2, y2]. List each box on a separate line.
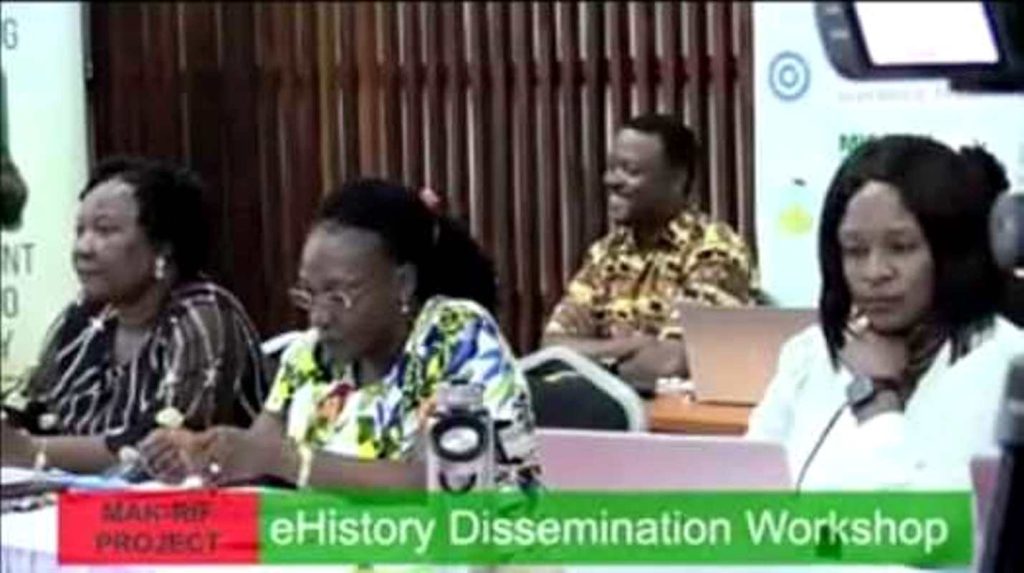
[779, 322, 830, 361]
[418, 295, 498, 327]
[50, 298, 109, 338]
[277, 328, 321, 364]
[961, 316, 1024, 364]
[412, 296, 508, 351]
[991, 315, 1024, 344]
[162, 279, 256, 326]
[167, 279, 240, 308]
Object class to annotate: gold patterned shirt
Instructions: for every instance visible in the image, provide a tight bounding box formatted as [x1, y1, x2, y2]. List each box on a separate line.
[544, 210, 758, 341]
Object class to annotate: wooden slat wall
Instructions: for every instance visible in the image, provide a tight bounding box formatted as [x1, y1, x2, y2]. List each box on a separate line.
[88, 1, 755, 353]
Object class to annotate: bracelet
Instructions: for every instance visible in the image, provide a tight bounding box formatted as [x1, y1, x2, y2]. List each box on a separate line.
[32, 438, 48, 473]
[296, 444, 314, 488]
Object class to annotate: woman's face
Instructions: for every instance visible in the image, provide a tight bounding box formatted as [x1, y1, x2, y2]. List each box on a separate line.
[838, 181, 934, 334]
[73, 178, 160, 304]
[295, 225, 409, 367]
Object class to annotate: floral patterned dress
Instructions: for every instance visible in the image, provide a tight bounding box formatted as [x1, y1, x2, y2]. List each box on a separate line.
[264, 296, 540, 491]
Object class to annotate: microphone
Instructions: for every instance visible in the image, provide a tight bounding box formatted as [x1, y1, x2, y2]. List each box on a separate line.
[989, 192, 1024, 277]
[979, 356, 1024, 572]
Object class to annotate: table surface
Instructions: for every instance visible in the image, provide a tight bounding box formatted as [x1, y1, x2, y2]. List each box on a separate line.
[646, 395, 753, 435]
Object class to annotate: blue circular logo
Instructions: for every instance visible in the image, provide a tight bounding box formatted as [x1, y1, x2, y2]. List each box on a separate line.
[769, 51, 810, 101]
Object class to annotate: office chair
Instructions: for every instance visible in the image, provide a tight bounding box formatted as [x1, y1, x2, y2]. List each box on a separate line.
[520, 346, 647, 432]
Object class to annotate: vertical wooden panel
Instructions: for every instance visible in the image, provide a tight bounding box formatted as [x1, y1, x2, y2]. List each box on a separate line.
[108, 4, 145, 152]
[401, 3, 424, 185]
[659, 2, 682, 113]
[684, 2, 709, 212]
[355, 2, 380, 176]
[443, 3, 468, 222]
[735, 3, 756, 253]
[182, 3, 228, 285]
[141, 4, 182, 159]
[424, 3, 447, 195]
[271, 2, 297, 287]
[634, 2, 656, 114]
[467, 3, 491, 243]
[292, 3, 323, 242]
[89, 0, 757, 351]
[537, 2, 562, 316]
[488, 2, 513, 331]
[582, 3, 607, 245]
[87, 3, 111, 160]
[379, 2, 402, 179]
[315, 2, 338, 196]
[607, 2, 631, 132]
[709, 2, 735, 224]
[337, 3, 360, 183]
[511, 2, 537, 350]
[558, 2, 584, 286]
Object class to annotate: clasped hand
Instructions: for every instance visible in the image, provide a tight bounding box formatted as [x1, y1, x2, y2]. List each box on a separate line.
[138, 426, 277, 486]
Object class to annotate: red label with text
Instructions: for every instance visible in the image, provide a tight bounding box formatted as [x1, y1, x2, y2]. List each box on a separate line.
[58, 490, 259, 564]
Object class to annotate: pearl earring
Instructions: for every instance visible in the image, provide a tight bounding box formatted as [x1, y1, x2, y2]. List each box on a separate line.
[154, 256, 167, 280]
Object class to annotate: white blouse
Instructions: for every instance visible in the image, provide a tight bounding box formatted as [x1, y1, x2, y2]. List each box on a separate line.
[747, 317, 1023, 491]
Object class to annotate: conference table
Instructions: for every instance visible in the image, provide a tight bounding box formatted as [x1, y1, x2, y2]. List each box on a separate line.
[646, 394, 753, 435]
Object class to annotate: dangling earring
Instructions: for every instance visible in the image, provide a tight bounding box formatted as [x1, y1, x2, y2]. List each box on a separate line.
[400, 299, 412, 316]
[154, 256, 167, 281]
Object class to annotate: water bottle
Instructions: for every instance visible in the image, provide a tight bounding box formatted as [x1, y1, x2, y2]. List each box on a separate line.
[426, 382, 494, 493]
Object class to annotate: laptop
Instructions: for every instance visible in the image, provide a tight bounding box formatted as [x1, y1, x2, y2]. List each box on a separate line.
[680, 305, 818, 406]
[537, 428, 791, 490]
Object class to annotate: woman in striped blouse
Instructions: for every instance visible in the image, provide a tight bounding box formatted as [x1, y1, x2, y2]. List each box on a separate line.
[1, 157, 268, 475]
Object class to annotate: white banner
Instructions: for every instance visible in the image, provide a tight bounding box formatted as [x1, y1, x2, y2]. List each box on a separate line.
[753, 1, 1024, 307]
[0, 2, 88, 391]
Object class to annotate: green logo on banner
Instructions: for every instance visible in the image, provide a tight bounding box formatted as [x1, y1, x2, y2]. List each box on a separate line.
[839, 133, 880, 157]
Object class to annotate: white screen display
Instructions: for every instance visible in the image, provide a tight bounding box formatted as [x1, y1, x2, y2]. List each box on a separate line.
[854, 1, 999, 66]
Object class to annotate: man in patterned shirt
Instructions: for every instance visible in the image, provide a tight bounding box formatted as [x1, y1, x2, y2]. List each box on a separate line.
[542, 113, 758, 390]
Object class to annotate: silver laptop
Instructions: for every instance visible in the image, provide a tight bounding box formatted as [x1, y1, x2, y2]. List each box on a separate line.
[680, 305, 817, 405]
[537, 428, 791, 490]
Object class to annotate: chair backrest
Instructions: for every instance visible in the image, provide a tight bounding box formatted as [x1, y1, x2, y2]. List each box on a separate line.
[520, 346, 647, 432]
[680, 305, 817, 405]
[260, 330, 304, 379]
[536, 428, 791, 490]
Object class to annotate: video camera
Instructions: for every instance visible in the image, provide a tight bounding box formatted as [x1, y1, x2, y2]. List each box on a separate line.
[815, 1, 1024, 93]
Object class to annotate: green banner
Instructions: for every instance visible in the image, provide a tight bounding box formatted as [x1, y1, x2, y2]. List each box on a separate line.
[259, 490, 972, 566]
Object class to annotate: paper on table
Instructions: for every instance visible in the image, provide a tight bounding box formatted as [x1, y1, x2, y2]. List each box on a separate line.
[1, 466, 131, 490]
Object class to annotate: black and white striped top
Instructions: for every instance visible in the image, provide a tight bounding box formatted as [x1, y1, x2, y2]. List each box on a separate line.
[26, 280, 269, 452]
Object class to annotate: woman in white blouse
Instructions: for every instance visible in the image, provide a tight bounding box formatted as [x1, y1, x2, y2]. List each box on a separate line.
[747, 135, 1023, 491]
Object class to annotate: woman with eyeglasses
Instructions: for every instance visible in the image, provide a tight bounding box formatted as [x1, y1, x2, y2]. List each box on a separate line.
[140, 178, 541, 491]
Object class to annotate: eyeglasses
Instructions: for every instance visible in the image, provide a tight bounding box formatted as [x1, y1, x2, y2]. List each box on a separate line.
[288, 285, 356, 312]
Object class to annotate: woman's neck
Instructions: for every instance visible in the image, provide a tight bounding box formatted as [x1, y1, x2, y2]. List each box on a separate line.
[114, 281, 171, 328]
[358, 310, 417, 384]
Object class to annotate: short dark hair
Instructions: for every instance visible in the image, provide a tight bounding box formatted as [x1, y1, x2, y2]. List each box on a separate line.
[818, 134, 1006, 365]
[621, 113, 701, 193]
[81, 156, 210, 280]
[315, 178, 498, 313]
